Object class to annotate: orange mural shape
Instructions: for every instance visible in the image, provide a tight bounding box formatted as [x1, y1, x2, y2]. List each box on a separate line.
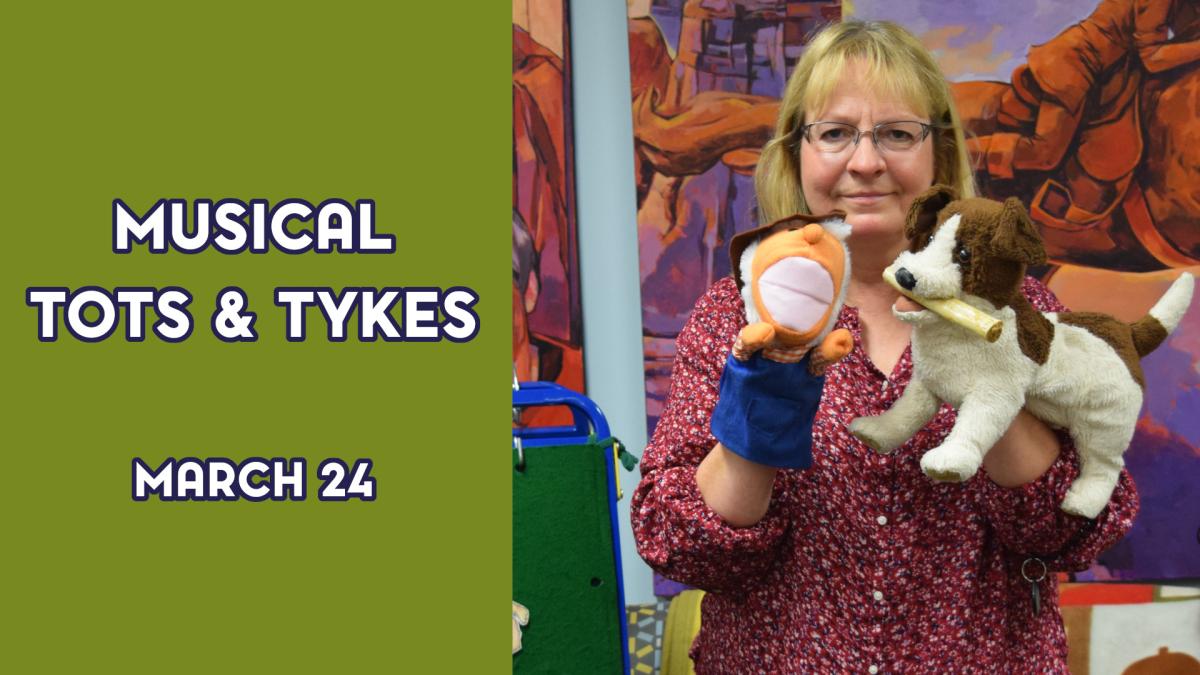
[955, 0, 1200, 272]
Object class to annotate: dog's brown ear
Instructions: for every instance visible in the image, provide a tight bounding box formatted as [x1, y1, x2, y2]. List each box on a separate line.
[990, 197, 1046, 265]
[905, 185, 956, 246]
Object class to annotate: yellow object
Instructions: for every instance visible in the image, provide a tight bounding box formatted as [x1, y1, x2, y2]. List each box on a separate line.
[661, 590, 706, 675]
[883, 267, 1003, 342]
[612, 441, 623, 500]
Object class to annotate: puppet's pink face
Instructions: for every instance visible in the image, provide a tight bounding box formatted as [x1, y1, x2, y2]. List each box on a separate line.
[758, 257, 835, 332]
[748, 221, 848, 343]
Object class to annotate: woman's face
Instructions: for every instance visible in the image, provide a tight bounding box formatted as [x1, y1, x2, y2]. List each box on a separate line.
[799, 62, 936, 242]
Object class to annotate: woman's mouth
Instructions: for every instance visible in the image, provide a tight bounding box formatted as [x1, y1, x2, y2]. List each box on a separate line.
[842, 192, 891, 205]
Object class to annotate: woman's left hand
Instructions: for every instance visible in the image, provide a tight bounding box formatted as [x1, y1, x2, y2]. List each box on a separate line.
[982, 409, 1061, 487]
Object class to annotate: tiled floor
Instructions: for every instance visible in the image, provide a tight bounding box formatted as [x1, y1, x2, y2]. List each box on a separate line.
[627, 599, 670, 674]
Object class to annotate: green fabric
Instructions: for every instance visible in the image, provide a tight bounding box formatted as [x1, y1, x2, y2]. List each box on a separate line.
[617, 447, 639, 472]
[592, 435, 641, 471]
[513, 440, 623, 674]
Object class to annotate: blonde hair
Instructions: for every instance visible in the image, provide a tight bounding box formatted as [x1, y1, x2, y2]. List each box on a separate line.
[754, 20, 975, 224]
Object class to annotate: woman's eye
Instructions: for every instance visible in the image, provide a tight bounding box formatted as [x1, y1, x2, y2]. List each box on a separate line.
[820, 128, 849, 141]
[885, 128, 916, 142]
[955, 245, 971, 263]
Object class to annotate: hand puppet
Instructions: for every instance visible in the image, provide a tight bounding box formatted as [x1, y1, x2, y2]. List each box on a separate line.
[709, 213, 854, 469]
[731, 213, 854, 375]
[849, 186, 1194, 518]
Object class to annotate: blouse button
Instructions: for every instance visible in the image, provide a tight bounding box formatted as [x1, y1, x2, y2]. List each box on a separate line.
[873, 590, 884, 602]
[876, 515, 888, 526]
[869, 665, 880, 674]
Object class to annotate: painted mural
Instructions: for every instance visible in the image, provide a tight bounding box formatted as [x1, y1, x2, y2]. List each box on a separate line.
[850, 0, 1200, 584]
[513, 1, 585, 422]
[628, 0, 841, 433]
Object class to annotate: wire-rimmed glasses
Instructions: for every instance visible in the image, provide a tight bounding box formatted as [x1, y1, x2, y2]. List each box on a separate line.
[800, 120, 936, 154]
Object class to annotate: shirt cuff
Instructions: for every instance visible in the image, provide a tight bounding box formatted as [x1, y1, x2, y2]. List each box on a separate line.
[975, 433, 1098, 558]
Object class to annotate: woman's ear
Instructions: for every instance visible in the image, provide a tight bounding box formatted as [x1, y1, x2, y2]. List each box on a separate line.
[904, 184, 956, 247]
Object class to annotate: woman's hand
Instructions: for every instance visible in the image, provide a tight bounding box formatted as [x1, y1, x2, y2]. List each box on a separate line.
[982, 408, 1061, 487]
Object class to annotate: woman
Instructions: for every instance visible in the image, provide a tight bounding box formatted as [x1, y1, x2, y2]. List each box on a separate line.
[630, 20, 1137, 674]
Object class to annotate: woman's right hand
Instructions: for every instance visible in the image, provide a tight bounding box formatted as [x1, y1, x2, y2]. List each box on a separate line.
[695, 442, 780, 528]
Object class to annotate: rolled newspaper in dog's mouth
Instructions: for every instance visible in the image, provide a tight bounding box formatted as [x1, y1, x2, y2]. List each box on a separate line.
[882, 268, 1003, 342]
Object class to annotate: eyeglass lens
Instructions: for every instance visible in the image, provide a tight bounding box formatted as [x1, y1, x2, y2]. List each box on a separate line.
[804, 121, 930, 153]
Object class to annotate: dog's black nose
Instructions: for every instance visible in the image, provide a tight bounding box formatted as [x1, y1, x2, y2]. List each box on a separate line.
[895, 267, 917, 291]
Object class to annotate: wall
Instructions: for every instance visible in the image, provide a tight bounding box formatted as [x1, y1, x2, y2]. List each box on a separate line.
[569, 0, 656, 605]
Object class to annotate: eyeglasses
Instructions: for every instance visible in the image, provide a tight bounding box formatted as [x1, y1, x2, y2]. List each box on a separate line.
[800, 120, 936, 154]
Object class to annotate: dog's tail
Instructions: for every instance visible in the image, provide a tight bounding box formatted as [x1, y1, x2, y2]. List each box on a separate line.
[1132, 272, 1195, 357]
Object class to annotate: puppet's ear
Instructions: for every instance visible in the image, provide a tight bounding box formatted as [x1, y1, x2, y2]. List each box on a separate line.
[991, 197, 1046, 265]
[905, 185, 956, 246]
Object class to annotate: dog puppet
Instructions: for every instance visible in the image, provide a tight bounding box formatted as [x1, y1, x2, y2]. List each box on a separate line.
[849, 186, 1194, 518]
[731, 213, 854, 374]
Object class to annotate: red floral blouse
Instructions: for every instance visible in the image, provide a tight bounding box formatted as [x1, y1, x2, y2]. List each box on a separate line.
[631, 276, 1138, 674]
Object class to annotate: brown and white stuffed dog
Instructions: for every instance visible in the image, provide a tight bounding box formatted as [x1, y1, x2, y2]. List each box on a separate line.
[849, 186, 1194, 518]
[730, 213, 855, 374]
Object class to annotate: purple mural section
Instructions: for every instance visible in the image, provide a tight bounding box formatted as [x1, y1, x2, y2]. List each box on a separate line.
[1115, 297, 1200, 581]
[848, 1, 1106, 83]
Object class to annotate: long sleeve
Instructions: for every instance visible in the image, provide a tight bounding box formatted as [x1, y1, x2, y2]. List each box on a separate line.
[973, 277, 1139, 570]
[630, 278, 794, 593]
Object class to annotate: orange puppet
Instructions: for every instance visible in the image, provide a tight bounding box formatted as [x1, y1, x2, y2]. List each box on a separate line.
[730, 213, 855, 375]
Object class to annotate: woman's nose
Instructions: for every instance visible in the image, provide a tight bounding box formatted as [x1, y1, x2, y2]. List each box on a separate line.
[846, 135, 886, 175]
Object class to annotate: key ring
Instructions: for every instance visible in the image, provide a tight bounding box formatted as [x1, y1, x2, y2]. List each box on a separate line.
[1021, 557, 1047, 583]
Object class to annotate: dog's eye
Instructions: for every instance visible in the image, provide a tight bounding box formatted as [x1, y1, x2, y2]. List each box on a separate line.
[955, 245, 971, 263]
[925, 234, 934, 246]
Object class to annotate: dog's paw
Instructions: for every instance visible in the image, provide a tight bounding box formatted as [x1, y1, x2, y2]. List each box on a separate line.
[1061, 483, 1109, 519]
[919, 444, 981, 482]
[848, 416, 900, 454]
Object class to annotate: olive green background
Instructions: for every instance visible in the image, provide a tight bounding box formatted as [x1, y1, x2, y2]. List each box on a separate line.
[1, 3, 508, 671]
